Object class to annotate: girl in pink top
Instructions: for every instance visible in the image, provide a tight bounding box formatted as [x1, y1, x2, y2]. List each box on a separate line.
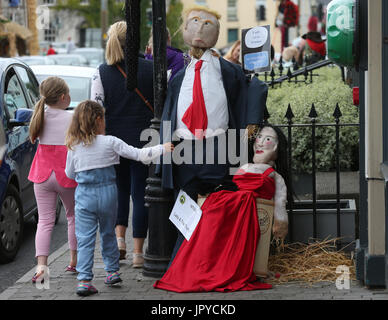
[28, 77, 77, 284]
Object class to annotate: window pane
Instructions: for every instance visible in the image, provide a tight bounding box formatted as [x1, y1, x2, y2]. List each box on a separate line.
[15, 66, 40, 107]
[227, 0, 237, 21]
[228, 29, 238, 43]
[35, 75, 91, 108]
[4, 71, 28, 120]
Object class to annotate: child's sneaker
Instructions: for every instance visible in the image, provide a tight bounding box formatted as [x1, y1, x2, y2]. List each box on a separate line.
[76, 282, 98, 296]
[104, 271, 122, 285]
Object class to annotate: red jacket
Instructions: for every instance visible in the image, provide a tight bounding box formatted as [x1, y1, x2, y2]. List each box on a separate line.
[46, 47, 56, 55]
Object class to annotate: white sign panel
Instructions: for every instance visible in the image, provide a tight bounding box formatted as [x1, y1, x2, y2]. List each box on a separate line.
[169, 190, 202, 241]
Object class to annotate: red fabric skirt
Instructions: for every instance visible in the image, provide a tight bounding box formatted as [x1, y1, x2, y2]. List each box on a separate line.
[154, 171, 275, 292]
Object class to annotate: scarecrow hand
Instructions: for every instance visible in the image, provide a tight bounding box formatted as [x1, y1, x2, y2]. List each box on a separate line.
[273, 219, 288, 240]
[245, 124, 259, 142]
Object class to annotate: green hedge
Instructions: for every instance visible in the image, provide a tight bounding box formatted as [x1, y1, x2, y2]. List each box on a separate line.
[265, 65, 359, 173]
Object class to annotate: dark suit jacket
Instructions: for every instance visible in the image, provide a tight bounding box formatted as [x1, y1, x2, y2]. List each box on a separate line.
[157, 57, 268, 189]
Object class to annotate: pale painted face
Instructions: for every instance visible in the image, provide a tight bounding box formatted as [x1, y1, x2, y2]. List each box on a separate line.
[183, 10, 219, 49]
[253, 127, 278, 164]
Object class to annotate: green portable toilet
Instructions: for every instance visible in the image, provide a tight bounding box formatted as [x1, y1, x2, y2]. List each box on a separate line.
[326, 0, 356, 66]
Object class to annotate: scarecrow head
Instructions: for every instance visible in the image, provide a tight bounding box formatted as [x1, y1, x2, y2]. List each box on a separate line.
[182, 6, 221, 56]
[253, 126, 279, 165]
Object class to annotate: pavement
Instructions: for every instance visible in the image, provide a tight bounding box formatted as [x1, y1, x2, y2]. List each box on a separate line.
[1, 226, 388, 302]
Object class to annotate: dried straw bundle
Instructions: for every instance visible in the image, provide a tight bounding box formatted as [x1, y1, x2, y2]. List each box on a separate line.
[267, 237, 356, 285]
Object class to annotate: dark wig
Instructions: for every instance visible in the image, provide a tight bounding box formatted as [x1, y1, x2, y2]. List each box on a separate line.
[248, 124, 293, 202]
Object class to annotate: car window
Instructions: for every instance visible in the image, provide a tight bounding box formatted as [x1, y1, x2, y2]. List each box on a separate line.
[35, 74, 91, 108]
[4, 69, 28, 120]
[15, 66, 40, 107]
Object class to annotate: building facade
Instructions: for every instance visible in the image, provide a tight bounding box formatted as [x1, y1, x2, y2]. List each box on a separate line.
[179, 0, 328, 53]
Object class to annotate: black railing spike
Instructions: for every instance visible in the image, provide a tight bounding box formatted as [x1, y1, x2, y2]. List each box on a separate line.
[285, 103, 295, 120]
[309, 103, 318, 118]
[333, 103, 343, 119]
[304, 66, 308, 77]
[270, 68, 275, 77]
[263, 105, 270, 122]
[287, 67, 292, 81]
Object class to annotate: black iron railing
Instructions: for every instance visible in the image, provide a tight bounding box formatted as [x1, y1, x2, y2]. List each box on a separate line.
[255, 59, 338, 88]
[265, 103, 359, 247]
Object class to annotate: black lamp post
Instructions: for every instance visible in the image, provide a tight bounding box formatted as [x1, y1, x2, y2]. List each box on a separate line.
[142, 0, 176, 278]
[124, 0, 175, 278]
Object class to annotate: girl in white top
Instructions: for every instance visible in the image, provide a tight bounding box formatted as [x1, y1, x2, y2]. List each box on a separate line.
[65, 100, 173, 296]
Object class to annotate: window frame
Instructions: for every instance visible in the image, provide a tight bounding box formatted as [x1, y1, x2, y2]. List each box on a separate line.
[3, 67, 29, 125]
[256, 0, 267, 21]
[14, 65, 40, 108]
[227, 0, 238, 21]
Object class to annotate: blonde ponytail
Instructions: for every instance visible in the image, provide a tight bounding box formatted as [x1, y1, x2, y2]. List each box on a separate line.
[29, 98, 45, 144]
[105, 21, 126, 65]
[29, 76, 69, 144]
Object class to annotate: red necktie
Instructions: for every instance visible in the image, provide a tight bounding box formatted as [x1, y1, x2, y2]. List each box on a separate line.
[182, 60, 208, 139]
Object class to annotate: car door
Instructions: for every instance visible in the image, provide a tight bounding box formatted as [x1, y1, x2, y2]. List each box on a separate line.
[3, 66, 37, 214]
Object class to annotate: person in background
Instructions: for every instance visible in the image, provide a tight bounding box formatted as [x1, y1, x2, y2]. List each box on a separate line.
[46, 44, 56, 55]
[275, 0, 299, 52]
[66, 37, 76, 54]
[307, 16, 318, 33]
[223, 40, 241, 65]
[144, 28, 186, 83]
[65, 100, 174, 296]
[91, 21, 154, 268]
[297, 31, 326, 66]
[28, 77, 77, 284]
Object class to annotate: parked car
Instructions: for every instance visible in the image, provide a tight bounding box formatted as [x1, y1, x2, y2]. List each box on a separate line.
[17, 55, 57, 66]
[73, 48, 104, 68]
[0, 58, 39, 263]
[30, 65, 95, 109]
[45, 54, 88, 67]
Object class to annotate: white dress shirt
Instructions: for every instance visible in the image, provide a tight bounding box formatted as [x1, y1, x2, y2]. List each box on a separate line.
[65, 135, 164, 180]
[176, 49, 228, 140]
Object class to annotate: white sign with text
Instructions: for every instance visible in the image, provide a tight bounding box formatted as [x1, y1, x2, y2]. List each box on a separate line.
[169, 190, 202, 241]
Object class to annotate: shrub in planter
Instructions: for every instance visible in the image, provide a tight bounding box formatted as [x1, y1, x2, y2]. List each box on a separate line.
[266, 65, 359, 173]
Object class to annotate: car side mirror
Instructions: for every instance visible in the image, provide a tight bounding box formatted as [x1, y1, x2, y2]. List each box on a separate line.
[8, 108, 33, 128]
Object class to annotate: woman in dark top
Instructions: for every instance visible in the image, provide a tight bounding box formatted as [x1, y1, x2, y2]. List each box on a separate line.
[91, 21, 154, 268]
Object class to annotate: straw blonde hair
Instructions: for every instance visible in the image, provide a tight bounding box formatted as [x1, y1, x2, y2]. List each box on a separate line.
[181, 5, 221, 31]
[65, 100, 105, 150]
[29, 76, 69, 144]
[223, 40, 241, 62]
[105, 21, 126, 65]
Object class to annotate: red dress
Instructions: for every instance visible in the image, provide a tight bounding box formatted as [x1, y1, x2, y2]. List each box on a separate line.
[154, 167, 276, 292]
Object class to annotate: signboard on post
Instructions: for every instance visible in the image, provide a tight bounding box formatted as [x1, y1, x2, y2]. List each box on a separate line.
[241, 25, 271, 74]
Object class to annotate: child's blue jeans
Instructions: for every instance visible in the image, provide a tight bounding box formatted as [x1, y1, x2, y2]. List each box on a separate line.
[74, 166, 120, 281]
